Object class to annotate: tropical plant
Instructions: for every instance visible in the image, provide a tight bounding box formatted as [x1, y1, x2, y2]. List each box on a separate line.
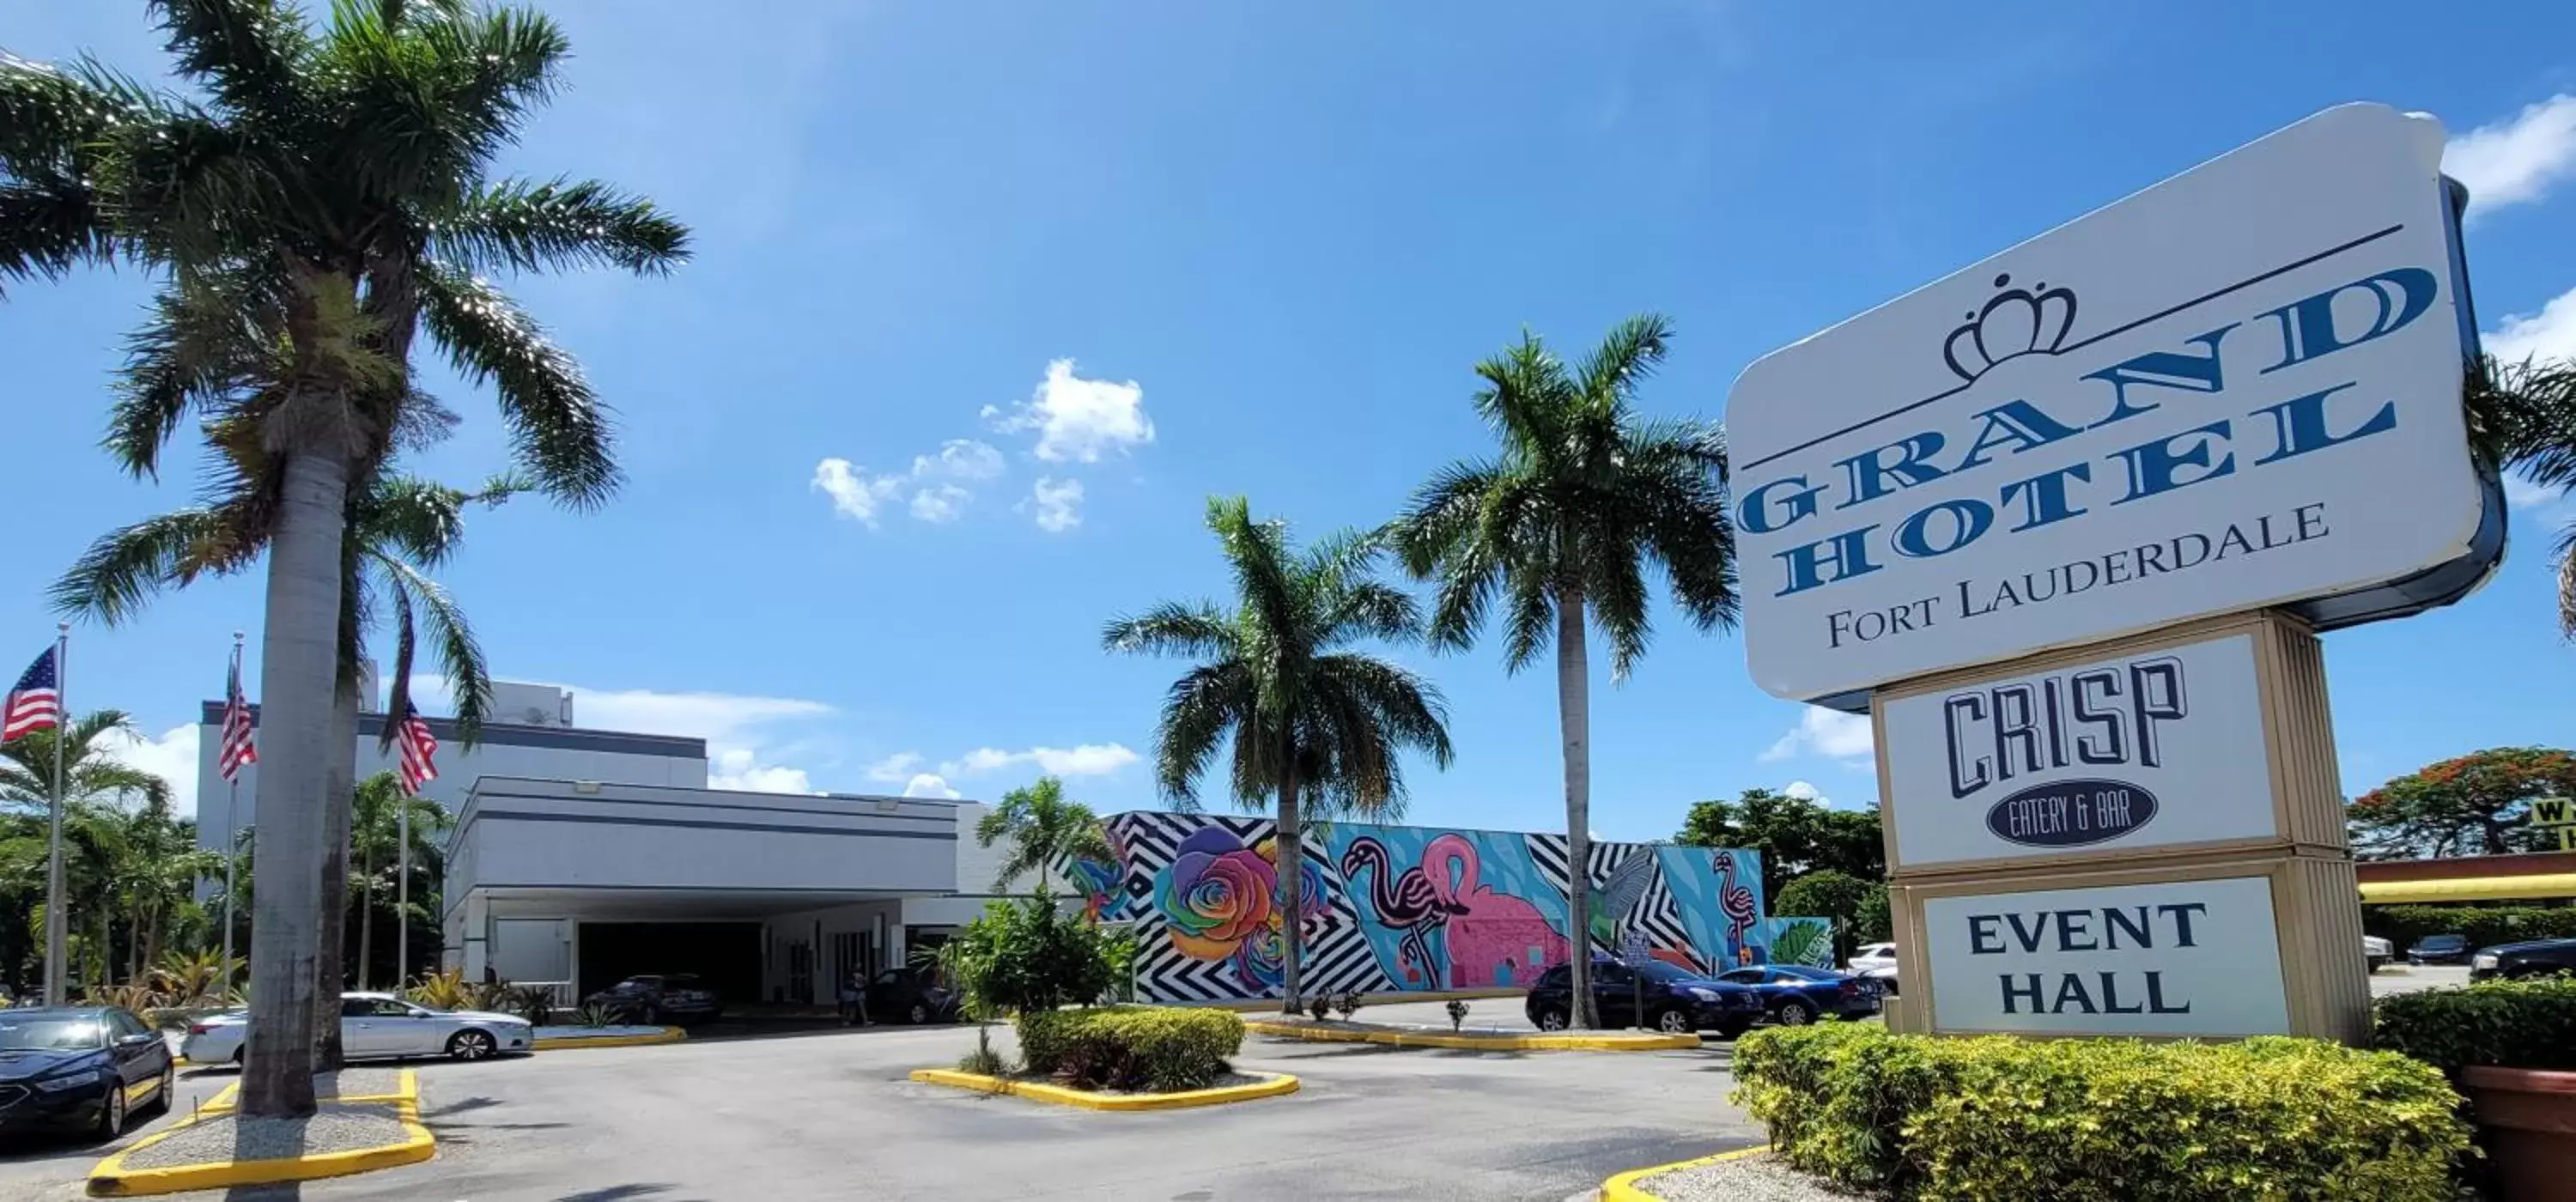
[1771, 871, 1889, 962]
[1675, 788, 1884, 896]
[1765, 920, 1832, 970]
[572, 1003, 619, 1029]
[1445, 999, 1469, 1032]
[4, 0, 687, 1115]
[1388, 314, 1737, 1027]
[404, 966, 477, 1011]
[0, 724, 204, 996]
[1305, 994, 1331, 1023]
[347, 771, 448, 990]
[974, 775, 1115, 894]
[2348, 746, 2576, 859]
[1334, 990, 1361, 1021]
[1104, 496, 1455, 1011]
[2468, 355, 2576, 632]
[150, 948, 239, 1007]
[0, 711, 172, 815]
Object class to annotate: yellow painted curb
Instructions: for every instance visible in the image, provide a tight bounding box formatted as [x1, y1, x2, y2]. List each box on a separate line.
[1186, 987, 1526, 1012]
[908, 1067, 1300, 1111]
[88, 1071, 434, 1197]
[532, 1027, 688, 1051]
[1243, 1019, 1701, 1052]
[1598, 1144, 1771, 1201]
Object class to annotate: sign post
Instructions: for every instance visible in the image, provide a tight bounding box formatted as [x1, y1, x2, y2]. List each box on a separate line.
[1621, 928, 1649, 1030]
[1726, 103, 2499, 1047]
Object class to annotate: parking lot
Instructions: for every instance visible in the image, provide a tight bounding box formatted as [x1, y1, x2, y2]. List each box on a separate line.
[0, 1016, 1762, 1201]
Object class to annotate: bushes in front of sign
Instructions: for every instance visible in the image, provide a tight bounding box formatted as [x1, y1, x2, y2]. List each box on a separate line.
[1734, 1023, 2470, 1200]
[2363, 904, 2576, 956]
[2373, 975, 2576, 1075]
[1016, 1007, 1243, 1092]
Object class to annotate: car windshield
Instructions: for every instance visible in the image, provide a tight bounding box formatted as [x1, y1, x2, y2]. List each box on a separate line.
[2421, 936, 2465, 949]
[1769, 965, 1840, 981]
[0, 1017, 106, 1051]
[1635, 962, 1699, 983]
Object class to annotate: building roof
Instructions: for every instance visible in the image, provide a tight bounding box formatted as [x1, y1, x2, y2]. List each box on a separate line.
[198, 701, 706, 759]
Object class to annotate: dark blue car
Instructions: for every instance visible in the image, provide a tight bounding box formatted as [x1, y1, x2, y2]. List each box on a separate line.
[1525, 958, 1768, 1038]
[1716, 964, 1883, 1026]
[0, 1007, 175, 1139]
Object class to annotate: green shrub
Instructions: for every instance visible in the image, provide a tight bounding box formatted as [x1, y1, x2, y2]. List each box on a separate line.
[1016, 1007, 1242, 1093]
[2373, 975, 2576, 1075]
[2363, 904, 2576, 953]
[944, 891, 1121, 1014]
[1733, 1024, 2470, 1201]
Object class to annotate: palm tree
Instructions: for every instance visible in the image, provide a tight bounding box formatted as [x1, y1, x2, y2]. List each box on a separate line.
[1388, 314, 1737, 1028]
[2470, 355, 2576, 633]
[1104, 496, 1455, 1011]
[58, 470, 518, 1065]
[0, 712, 172, 815]
[974, 775, 1115, 895]
[348, 771, 446, 989]
[6, 3, 682, 1111]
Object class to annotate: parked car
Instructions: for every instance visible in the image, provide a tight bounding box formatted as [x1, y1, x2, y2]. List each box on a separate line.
[583, 974, 723, 1024]
[2364, 935, 2393, 974]
[181, 993, 532, 1065]
[864, 967, 959, 1024]
[2409, 934, 2473, 965]
[1846, 942, 1901, 995]
[2471, 938, 2576, 980]
[1524, 959, 1767, 1038]
[0, 1007, 174, 1138]
[1716, 964, 1884, 1026]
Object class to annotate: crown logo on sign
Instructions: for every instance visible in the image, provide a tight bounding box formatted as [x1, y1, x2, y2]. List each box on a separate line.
[1941, 272, 2079, 383]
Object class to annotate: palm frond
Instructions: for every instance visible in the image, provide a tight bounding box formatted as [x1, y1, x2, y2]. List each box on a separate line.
[434, 176, 690, 276]
[148, 0, 316, 124]
[51, 507, 255, 626]
[1154, 662, 1252, 810]
[1574, 312, 1673, 410]
[370, 553, 490, 745]
[416, 260, 621, 507]
[1102, 601, 1236, 659]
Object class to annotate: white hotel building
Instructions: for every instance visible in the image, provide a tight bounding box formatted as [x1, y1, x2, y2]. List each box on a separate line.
[195, 677, 1014, 1006]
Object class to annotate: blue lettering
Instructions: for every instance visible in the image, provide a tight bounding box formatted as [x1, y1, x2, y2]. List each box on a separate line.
[1968, 914, 2005, 955]
[1893, 499, 1993, 559]
[1953, 399, 2086, 471]
[1998, 462, 2092, 532]
[1738, 475, 1830, 535]
[1834, 433, 1947, 509]
[2078, 325, 2237, 428]
[1773, 526, 1882, 597]
[2109, 420, 2235, 505]
[2000, 974, 2044, 1014]
[2251, 381, 2397, 465]
[2260, 268, 2439, 373]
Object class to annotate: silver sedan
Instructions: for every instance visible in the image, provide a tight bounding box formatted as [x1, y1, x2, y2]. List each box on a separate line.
[180, 993, 533, 1064]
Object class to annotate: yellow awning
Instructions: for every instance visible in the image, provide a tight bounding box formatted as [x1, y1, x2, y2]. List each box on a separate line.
[2360, 873, 2576, 904]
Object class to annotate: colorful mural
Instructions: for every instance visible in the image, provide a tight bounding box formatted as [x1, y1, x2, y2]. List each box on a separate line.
[1760, 917, 1838, 968]
[1078, 811, 1786, 1003]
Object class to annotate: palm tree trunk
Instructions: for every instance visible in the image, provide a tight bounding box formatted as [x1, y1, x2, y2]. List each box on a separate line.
[357, 834, 374, 992]
[1556, 583, 1597, 1029]
[1277, 760, 1304, 1015]
[313, 677, 359, 1071]
[241, 448, 349, 1119]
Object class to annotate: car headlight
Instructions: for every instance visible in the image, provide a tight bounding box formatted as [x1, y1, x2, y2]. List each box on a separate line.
[2473, 953, 2499, 970]
[1686, 987, 1719, 1002]
[33, 1071, 101, 1093]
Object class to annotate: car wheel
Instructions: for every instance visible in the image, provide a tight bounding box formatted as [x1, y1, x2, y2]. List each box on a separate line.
[148, 1063, 175, 1114]
[1776, 999, 1817, 1027]
[1534, 1007, 1569, 1032]
[908, 1002, 929, 1025]
[447, 1029, 498, 1061]
[1714, 1020, 1753, 1041]
[94, 1082, 127, 1140]
[1654, 1008, 1694, 1035]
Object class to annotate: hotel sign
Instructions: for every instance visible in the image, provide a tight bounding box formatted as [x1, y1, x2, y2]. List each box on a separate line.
[1727, 103, 2497, 707]
[1921, 876, 2290, 1037]
[1880, 634, 2276, 871]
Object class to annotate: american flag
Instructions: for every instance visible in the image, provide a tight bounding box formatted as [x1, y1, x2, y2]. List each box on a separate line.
[2, 647, 62, 742]
[395, 708, 440, 796]
[216, 656, 258, 781]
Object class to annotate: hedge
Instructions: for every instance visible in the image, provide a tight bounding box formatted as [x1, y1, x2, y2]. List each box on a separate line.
[2374, 975, 2576, 1075]
[2362, 904, 2576, 953]
[1015, 1007, 1242, 1093]
[1733, 1024, 2469, 1201]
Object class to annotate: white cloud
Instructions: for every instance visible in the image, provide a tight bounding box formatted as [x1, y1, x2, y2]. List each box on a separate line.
[913, 440, 1005, 482]
[708, 748, 817, 795]
[1761, 707, 1874, 763]
[983, 359, 1156, 463]
[910, 484, 971, 523]
[1782, 780, 1824, 803]
[940, 743, 1139, 778]
[95, 723, 200, 817]
[1028, 477, 1084, 532]
[812, 458, 903, 526]
[2488, 284, 2576, 366]
[866, 752, 926, 782]
[902, 773, 962, 800]
[2506, 472, 2558, 510]
[2445, 94, 2576, 220]
[418, 678, 839, 798]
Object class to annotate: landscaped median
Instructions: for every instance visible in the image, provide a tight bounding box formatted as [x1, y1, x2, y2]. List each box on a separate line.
[531, 1023, 687, 1051]
[1596, 1144, 1774, 1201]
[88, 1069, 434, 1198]
[1243, 1017, 1700, 1052]
[908, 1066, 1299, 1111]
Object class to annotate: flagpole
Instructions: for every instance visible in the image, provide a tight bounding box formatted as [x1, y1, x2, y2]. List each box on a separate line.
[396, 791, 410, 988]
[222, 631, 243, 993]
[42, 622, 68, 1006]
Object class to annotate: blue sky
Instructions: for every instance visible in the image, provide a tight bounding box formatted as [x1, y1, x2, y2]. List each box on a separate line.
[5, 3, 2576, 838]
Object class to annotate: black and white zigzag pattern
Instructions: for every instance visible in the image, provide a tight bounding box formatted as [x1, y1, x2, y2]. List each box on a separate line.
[1107, 813, 1394, 1004]
[1524, 835, 1701, 967]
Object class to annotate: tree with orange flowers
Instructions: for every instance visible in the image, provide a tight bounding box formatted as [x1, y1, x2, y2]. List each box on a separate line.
[2347, 748, 2576, 859]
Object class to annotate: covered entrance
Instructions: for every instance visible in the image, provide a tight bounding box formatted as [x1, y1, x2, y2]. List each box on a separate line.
[577, 921, 762, 1001]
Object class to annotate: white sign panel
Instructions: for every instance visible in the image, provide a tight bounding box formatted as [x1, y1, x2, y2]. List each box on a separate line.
[1728, 103, 2494, 704]
[1923, 876, 2288, 1036]
[1880, 634, 2275, 870]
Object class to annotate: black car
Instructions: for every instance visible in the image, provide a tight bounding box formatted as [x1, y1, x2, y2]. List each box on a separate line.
[1524, 959, 1767, 1038]
[2472, 938, 2576, 980]
[864, 967, 960, 1025]
[583, 974, 723, 1024]
[0, 1007, 174, 1139]
[2409, 934, 2473, 965]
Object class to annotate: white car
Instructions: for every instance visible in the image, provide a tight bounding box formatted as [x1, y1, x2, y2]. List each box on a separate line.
[1846, 943, 1901, 994]
[181, 993, 532, 1064]
[2364, 935, 2393, 974]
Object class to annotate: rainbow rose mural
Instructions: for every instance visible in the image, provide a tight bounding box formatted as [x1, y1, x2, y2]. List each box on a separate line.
[1093, 812, 1782, 1003]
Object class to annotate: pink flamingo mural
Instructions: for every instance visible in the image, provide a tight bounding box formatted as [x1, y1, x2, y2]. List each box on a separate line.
[1340, 837, 1447, 985]
[1423, 835, 1567, 987]
[1716, 852, 1760, 962]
